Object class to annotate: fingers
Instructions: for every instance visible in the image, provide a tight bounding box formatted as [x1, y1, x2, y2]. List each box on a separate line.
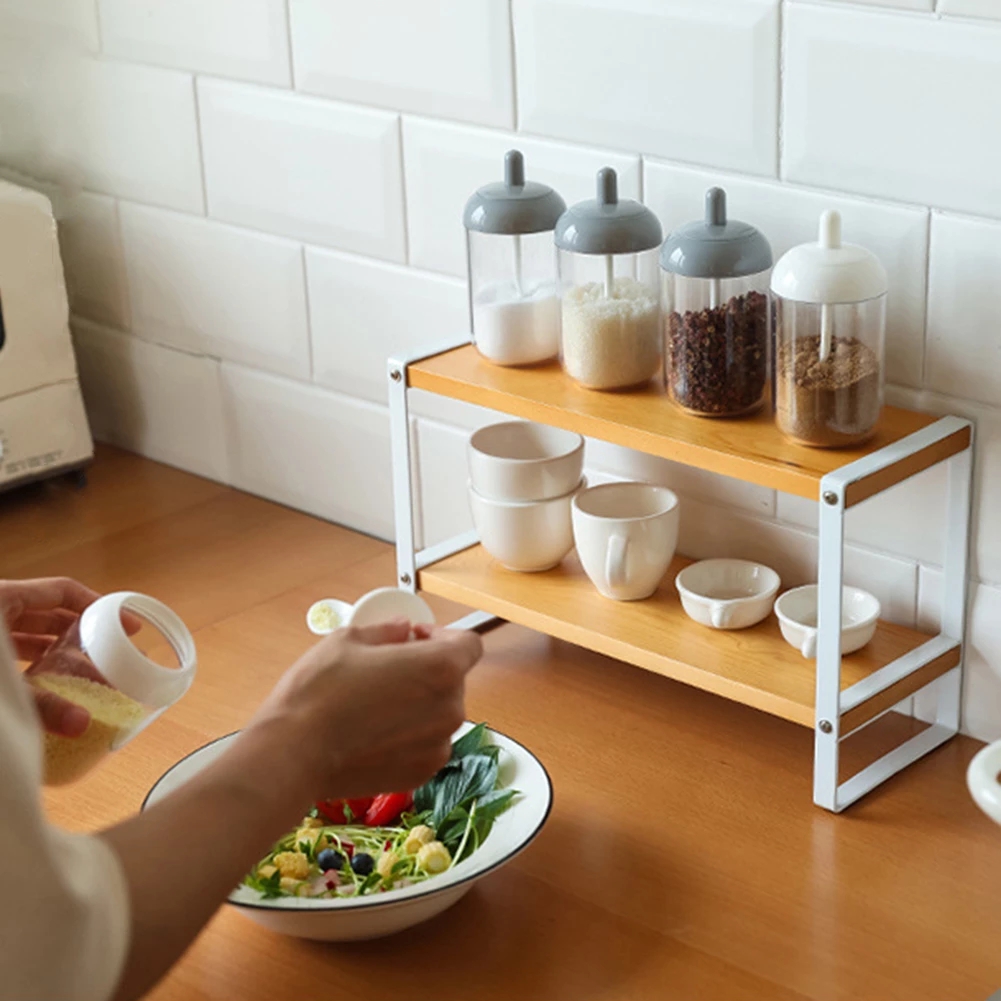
[346, 618, 413, 647]
[11, 633, 56, 662]
[10, 608, 77, 637]
[31, 688, 90, 737]
[24, 646, 109, 686]
[0, 577, 101, 628]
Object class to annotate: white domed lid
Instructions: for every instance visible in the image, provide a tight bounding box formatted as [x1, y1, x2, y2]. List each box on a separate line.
[770, 210, 887, 305]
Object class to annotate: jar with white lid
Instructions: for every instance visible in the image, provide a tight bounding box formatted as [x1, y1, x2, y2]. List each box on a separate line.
[555, 168, 663, 391]
[661, 187, 772, 417]
[28, 591, 196, 785]
[771, 210, 888, 448]
[463, 150, 566, 367]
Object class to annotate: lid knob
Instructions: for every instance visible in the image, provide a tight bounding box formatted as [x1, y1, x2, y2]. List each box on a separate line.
[597, 167, 618, 208]
[819, 209, 842, 250]
[705, 187, 727, 227]
[504, 149, 525, 190]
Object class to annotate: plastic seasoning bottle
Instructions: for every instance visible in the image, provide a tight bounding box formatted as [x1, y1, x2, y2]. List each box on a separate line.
[29, 592, 196, 785]
[463, 150, 567, 367]
[771, 210, 888, 448]
[555, 168, 664, 391]
[661, 187, 773, 418]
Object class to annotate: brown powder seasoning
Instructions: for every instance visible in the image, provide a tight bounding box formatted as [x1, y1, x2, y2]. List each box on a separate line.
[776, 335, 881, 447]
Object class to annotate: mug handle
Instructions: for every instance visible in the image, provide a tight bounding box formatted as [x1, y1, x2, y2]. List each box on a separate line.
[967, 740, 1001, 826]
[606, 534, 629, 592]
[801, 633, 817, 659]
[710, 602, 730, 629]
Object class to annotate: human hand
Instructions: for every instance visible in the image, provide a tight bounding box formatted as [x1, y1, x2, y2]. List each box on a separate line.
[0, 577, 138, 737]
[249, 619, 483, 800]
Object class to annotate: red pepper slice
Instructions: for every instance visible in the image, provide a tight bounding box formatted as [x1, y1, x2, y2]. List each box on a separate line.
[315, 798, 373, 824]
[364, 791, 413, 827]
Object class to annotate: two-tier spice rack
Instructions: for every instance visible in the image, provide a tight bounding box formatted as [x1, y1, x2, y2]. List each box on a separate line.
[388, 337, 974, 812]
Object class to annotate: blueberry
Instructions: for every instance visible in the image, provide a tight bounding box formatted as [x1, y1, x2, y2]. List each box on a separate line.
[317, 848, 345, 872]
[350, 852, 374, 876]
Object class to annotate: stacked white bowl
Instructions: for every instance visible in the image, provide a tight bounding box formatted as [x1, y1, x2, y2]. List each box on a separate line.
[467, 421, 585, 572]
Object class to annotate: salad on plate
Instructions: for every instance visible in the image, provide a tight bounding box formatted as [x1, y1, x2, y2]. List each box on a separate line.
[244, 723, 516, 901]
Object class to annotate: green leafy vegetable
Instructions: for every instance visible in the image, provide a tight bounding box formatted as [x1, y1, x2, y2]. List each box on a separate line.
[449, 722, 488, 761]
[244, 868, 283, 899]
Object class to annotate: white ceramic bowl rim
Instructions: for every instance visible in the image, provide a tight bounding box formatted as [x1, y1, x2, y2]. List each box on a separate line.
[142, 727, 553, 914]
[774, 585, 881, 629]
[572, 482, 679, 522]
[468, 477, 585, 508]
[675, 559, 781, 602]
[469, 422, 584, 465]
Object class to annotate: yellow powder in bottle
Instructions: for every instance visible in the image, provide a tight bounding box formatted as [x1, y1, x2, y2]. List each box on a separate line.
[30, 675, 148, 786]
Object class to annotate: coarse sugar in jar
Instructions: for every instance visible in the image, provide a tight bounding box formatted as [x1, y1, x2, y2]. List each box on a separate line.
[555, 167, 663, 391]
[661, 187, 772, 417]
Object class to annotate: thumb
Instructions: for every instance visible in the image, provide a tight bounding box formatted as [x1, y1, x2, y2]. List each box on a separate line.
[32, 688, 90, 738]
[348, 618, 413, 647]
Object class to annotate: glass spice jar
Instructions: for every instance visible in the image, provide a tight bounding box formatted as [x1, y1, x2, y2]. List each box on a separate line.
[463, 150, 566, 367]
[771, 210, 887, 448]
[660, 188, 772, 417]
[555, 168, 663, 391]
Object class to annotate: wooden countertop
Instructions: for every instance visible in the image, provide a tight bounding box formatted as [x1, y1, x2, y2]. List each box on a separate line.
[4, 446, 1001, 1001]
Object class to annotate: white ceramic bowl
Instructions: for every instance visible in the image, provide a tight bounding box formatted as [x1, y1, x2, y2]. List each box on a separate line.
[675, 559, 781, 630]
[968, 740, 1001, 827]
[773, 585, 881, 659]
[468, 421, 584, 502]
[469, 478, 583, 572]
[143, 724, 552, 941]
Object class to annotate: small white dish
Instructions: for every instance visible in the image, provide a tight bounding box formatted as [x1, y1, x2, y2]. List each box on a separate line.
[143, 724, 553, 941]
[305, 589, 434, 636]
[306, 598, 354, 635]
[675, 559, 780, 630]
[968, 740, 1001, 827]
[468, 421, 584, 502]
[773, 585, 880, 659]
[349, 588, 435, 630]
[469, 477, 584, 573]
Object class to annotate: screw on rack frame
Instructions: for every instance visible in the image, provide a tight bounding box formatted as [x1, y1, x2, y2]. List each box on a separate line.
[823, 491, 838, 505]
[819, 720, 833, 734]
[400, 573, 412, 586]
[390, 369, 403, 382]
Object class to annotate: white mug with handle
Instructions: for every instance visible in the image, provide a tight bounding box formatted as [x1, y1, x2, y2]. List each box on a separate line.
[968, 740, 1001, 827]
[572, 482, 680, 601]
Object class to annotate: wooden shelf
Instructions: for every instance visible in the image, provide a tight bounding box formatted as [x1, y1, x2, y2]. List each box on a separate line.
[419, 546, 959, 730]
[408, 346, 969, 502]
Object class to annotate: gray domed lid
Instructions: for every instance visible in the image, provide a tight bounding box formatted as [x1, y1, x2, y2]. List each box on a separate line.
[462, 150, 566, 236]
[554, 168, 662, 256]
[660, 187, 772, 279]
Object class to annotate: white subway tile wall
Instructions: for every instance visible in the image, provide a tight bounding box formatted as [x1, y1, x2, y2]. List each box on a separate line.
[3, 0, 1000, 738]
[513, 0, 779, 175]
[197, 80, 406, 260]
[72, 319, 230, 481]
[119, 203, 311, 378]
[291, 0, 514, 128]
[56, 191, 130, 330]
[307, 248, 466, 404]
[98, 0, 291, 85]
[938, 0, 1001, 19]
[783, 6, 1001, 218]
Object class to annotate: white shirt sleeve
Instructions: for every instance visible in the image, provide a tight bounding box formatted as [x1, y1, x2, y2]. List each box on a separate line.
[0, 627, 130, 1001]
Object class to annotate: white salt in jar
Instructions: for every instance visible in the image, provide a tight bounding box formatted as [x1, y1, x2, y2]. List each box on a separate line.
[556, 168, 663, 390]
[463, 150, 566, 367]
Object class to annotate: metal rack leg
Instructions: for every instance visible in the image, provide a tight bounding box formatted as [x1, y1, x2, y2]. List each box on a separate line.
[814, 487, 845, 811]
[388, 364, 417, 594]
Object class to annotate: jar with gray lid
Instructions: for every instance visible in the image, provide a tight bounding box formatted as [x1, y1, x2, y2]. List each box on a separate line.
[661, 187, 772, 417]
[771, 210, 887, 448]
[463, 150, 566, 367]
[555, 168, 663, 390]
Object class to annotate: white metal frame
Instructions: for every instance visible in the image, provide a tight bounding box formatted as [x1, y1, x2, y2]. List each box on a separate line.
[813, 416, 973, 812]
[390, 340, 975, 811]
[388, 336, 501, 635]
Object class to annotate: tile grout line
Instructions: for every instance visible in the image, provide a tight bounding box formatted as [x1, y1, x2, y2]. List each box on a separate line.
[920, 210, 934, 388]
[777, 0, 786, 180]
[191, 75, 210, 216]
[397, 116, 411, 265]
[507, 0, 520, 132]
